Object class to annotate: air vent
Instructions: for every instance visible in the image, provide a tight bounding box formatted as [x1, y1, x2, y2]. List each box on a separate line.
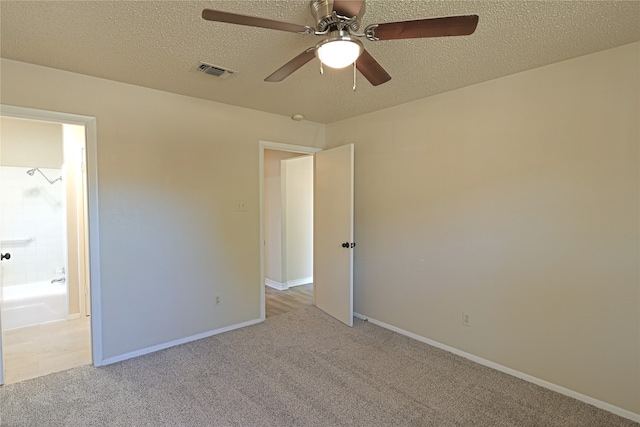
[197, 62, 237, 79]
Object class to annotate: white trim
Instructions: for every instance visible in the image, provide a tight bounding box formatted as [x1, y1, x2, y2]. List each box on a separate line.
[265, 278, 288, 290]
[266, 277, 312, 289]
[288, 277, 313, 287]
[354, 312, 640, 422]
[280, 159, 288, 287]
[261, 141, 323, 154]
[1, 105, 93, 126]
[0, 104, 103, 368]
[102, 318, 263, 366]
[259, 140, 322, 321]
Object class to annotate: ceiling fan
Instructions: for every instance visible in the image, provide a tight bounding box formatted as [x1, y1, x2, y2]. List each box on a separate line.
[202, 0, 479, 87]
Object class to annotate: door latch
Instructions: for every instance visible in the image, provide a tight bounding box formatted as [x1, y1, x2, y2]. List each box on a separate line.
[1, 253, 11, 261]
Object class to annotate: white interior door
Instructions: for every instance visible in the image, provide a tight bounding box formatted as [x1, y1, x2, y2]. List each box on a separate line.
[0, 258, 3, 385]
[0, 251, 4, 384]
[314, 144, 354, 326]
[0, 138, 4, 384]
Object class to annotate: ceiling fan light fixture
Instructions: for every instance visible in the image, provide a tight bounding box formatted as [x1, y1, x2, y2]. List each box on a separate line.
[316, 35, 363, 69]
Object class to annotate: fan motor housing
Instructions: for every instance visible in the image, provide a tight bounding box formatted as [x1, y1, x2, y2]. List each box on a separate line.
[310, 0, 365, 32]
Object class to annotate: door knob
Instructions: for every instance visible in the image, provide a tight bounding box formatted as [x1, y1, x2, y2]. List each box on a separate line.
[341, 242, 349, 248]
[1, 253, 10, 261]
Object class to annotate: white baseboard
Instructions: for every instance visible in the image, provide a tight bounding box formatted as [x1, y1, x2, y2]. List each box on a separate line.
[101, 318, 263, 366]
[265, 278, 288, 290]
[353, 312, 639, 423]
[287, 277, 313, 287]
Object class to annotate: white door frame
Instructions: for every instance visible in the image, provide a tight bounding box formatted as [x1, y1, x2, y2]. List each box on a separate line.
[259, 140, 321, 320]
[0, 104, 104, 369]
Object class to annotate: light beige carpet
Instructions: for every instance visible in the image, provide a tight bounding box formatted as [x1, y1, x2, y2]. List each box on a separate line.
[0, 306, 636, 426]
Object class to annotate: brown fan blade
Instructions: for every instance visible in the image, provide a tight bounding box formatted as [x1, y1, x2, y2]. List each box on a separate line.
[265, 48, 316, 82]
[332, 0, 364, 17]
[202, 9, 310, 34]
[356, 50, 391, 86]
[368, 15, 479, 40]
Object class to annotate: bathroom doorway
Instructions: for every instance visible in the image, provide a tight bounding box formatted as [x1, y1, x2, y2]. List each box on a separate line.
[0, 115, 92, 384]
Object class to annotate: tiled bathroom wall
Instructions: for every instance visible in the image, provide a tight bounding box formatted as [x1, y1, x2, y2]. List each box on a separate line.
[0, 166, 66, 286]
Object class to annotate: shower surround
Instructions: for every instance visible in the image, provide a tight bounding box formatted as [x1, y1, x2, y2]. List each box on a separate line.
[0, 165, 67, 329]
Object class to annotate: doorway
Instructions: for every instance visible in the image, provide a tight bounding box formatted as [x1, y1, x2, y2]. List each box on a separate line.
[0, 105, 102, 385]
[260, 141, 321, 319]
[260, 141, 355, 325]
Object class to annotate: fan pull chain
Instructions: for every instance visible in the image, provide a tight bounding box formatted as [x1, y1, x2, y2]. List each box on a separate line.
[353, 61, 357, 91]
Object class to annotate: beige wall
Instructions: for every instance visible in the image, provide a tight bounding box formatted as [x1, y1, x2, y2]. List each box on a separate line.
[326, 42, 639, 413]
[264, 149, 300, 284]
[0, 116, 63, 167]
[283, 155, 313, 284]
[1, 58, 325, 360]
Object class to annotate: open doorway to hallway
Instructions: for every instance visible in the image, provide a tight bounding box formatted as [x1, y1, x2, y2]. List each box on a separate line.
[0, 116, 92, 384]
[263, 148, 315, 318]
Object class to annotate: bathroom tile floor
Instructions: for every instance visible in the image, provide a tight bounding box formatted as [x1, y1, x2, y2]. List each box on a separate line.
[2, 316, 91, 384]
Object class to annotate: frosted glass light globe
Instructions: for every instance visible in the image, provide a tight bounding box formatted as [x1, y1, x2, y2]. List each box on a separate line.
[317, 40, 363, 69]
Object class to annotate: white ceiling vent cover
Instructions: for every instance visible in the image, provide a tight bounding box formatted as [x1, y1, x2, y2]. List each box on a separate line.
[197, 62, 237, 79]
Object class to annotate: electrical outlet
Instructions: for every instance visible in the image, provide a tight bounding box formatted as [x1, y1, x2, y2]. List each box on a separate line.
[462, 312, 471, 327]
[214, 295, 221, 306]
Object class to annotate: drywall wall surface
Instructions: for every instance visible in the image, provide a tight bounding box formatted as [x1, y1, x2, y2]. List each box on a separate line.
[326, 42, 639, 413]
[264, 149, 299, 284]
[283, 155, 313, 284]
[1, 58, 325, 360]
[0, 116, 63, 167]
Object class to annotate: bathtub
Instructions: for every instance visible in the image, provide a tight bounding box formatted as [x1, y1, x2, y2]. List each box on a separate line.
[1, 281, 67, 330]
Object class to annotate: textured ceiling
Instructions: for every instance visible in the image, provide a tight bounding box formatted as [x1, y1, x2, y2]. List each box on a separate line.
[1, 1, 638, 124]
